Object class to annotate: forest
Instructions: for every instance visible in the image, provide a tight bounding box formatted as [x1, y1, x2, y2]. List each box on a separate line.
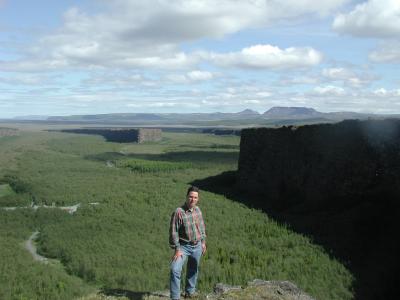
[0, 129, 353, 300]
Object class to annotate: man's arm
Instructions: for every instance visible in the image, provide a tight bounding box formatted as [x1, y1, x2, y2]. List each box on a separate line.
[198, 207, 207, 254]
[169, 209, 183, 260]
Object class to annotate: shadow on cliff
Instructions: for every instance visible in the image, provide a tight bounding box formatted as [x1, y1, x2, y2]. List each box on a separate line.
[59, 128, 162, 143]
[191, 170, 400, 300]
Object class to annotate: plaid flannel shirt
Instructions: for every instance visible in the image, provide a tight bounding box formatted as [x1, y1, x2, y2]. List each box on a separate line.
[169, 204, 206, 250]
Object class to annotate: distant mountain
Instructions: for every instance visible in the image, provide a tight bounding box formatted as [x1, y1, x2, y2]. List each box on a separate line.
[263, 107, 322, 119]
[262, 106, 394, 121]
[237, 109, 260, 116]
[22, 107, 399, 126]
[13, 115, 50, 120]
[325, 111, 377, 120]
[47, 110, 262, 124]
[47, 113, 166, 122]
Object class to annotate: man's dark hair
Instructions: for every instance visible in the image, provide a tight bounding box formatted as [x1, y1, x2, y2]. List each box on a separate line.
[187, 186, 200, 196]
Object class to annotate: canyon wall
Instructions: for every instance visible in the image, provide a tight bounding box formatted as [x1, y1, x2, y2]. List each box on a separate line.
[62, 128, 162, 143]
[238, 119, 400, 299]
[238, 119, 400, 210]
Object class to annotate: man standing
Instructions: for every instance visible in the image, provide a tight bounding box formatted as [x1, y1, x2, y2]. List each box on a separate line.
[169, 186, 207, 299]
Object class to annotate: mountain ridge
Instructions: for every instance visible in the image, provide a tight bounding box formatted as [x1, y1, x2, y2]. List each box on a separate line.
[5, 106, 399, 126]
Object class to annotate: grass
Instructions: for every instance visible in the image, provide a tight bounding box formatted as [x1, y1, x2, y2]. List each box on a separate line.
[115, 158, 193, 173]
[0, 183, 15, 198]
[0, 128, 354, 300]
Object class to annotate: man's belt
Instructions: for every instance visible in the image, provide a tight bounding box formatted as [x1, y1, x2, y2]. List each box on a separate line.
[180, 239, 199, 245]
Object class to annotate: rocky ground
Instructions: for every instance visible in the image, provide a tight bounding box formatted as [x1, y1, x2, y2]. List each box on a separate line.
[79, 280, 314, 300]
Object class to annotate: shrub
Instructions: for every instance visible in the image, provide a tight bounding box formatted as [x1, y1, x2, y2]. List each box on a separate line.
[116, 158, 192, 173]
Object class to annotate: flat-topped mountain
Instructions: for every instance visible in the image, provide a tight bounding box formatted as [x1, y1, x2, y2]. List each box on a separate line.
[263, 106, 321, 119]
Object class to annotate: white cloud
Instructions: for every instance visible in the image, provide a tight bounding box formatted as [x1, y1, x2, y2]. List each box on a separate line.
[165, 70, 214, 83]
[223, 85, 273, 99]
[243, 99, 261, 104]
[208, 44, 322, 69]
[322, 67, 375, 87]
[277, 67, 376, 90]
[255, 92, 272, 98]
[165, 74, 188, 84]
[0, 0, 345, 72]
[187, 70, 213, 81]
[197, 85, 273, 110]
[106, 0, 349, 41]
[374, 88, 388, 96]
[127, 102, 180, 108]
[279, 75, 320, 85]
[322, 67, 352, 79]
[0, 59, 69, 72]
[373, 88, 400, 97]
[120, 53, 199, 69]
[82, 72, 159, 88]
[313, 85, 346, 96]
[294, 87, 400, 113]
[333, 0, 400, 38]
[369, 41, 400, 63]
[0, 74, 56, 85]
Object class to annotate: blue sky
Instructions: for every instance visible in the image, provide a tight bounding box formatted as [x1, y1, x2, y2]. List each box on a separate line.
[0, 0, 399, 118]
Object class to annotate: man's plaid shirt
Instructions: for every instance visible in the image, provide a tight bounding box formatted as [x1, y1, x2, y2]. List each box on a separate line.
[169, 204, 206, 250]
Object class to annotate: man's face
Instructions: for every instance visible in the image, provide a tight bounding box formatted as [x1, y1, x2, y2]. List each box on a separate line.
[186, 191, 199, 209]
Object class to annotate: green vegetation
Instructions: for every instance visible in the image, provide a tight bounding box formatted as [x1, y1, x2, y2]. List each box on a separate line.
[0, 177, 32, 207]
[0, 183, 15, 197]
[116, 158, 193, 173]
[0, 209, 95, 300]
[0, 130, 353, 299]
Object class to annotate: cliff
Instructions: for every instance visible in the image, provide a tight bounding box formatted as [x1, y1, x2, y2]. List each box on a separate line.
[238, 119, 400, 211]
[237, 119, 400, 299]
[61, 128, 162, 143]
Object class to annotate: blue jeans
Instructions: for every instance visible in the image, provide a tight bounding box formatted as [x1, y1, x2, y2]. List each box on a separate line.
[170, 243, 202, 300]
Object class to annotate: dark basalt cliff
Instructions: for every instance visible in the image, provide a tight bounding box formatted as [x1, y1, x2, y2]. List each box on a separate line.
[61, 128, 162, 143]
[202, 128, 241, 136]
[238, 119, 400, 299]
[239, 119, 400, 210]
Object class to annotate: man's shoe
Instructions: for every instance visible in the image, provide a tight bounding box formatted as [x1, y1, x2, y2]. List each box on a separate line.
[184, 291, 199, 298]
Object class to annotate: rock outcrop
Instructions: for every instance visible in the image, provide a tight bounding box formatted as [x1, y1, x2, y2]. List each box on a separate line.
[209, 280, 315, 300]
[61, 128, 162, 143]
[238, 119, 400, 211]
[202, 128, 241, 136]
[154, 280, 314, 299]
[79, 280, 314, 300]
[237, 119, 400, 299]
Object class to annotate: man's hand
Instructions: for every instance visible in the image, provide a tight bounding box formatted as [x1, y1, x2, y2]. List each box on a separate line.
[201, 242, 207, 255]
[172, 249, 183, 261]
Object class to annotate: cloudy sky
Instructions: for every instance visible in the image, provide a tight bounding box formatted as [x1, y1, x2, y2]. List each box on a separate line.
[0, 0, 399, 118]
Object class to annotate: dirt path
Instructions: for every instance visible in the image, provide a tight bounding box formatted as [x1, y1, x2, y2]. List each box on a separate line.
[106, 160, 115, 167]
[1, 203, 81, 214]
[24, 231, 48, 263]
